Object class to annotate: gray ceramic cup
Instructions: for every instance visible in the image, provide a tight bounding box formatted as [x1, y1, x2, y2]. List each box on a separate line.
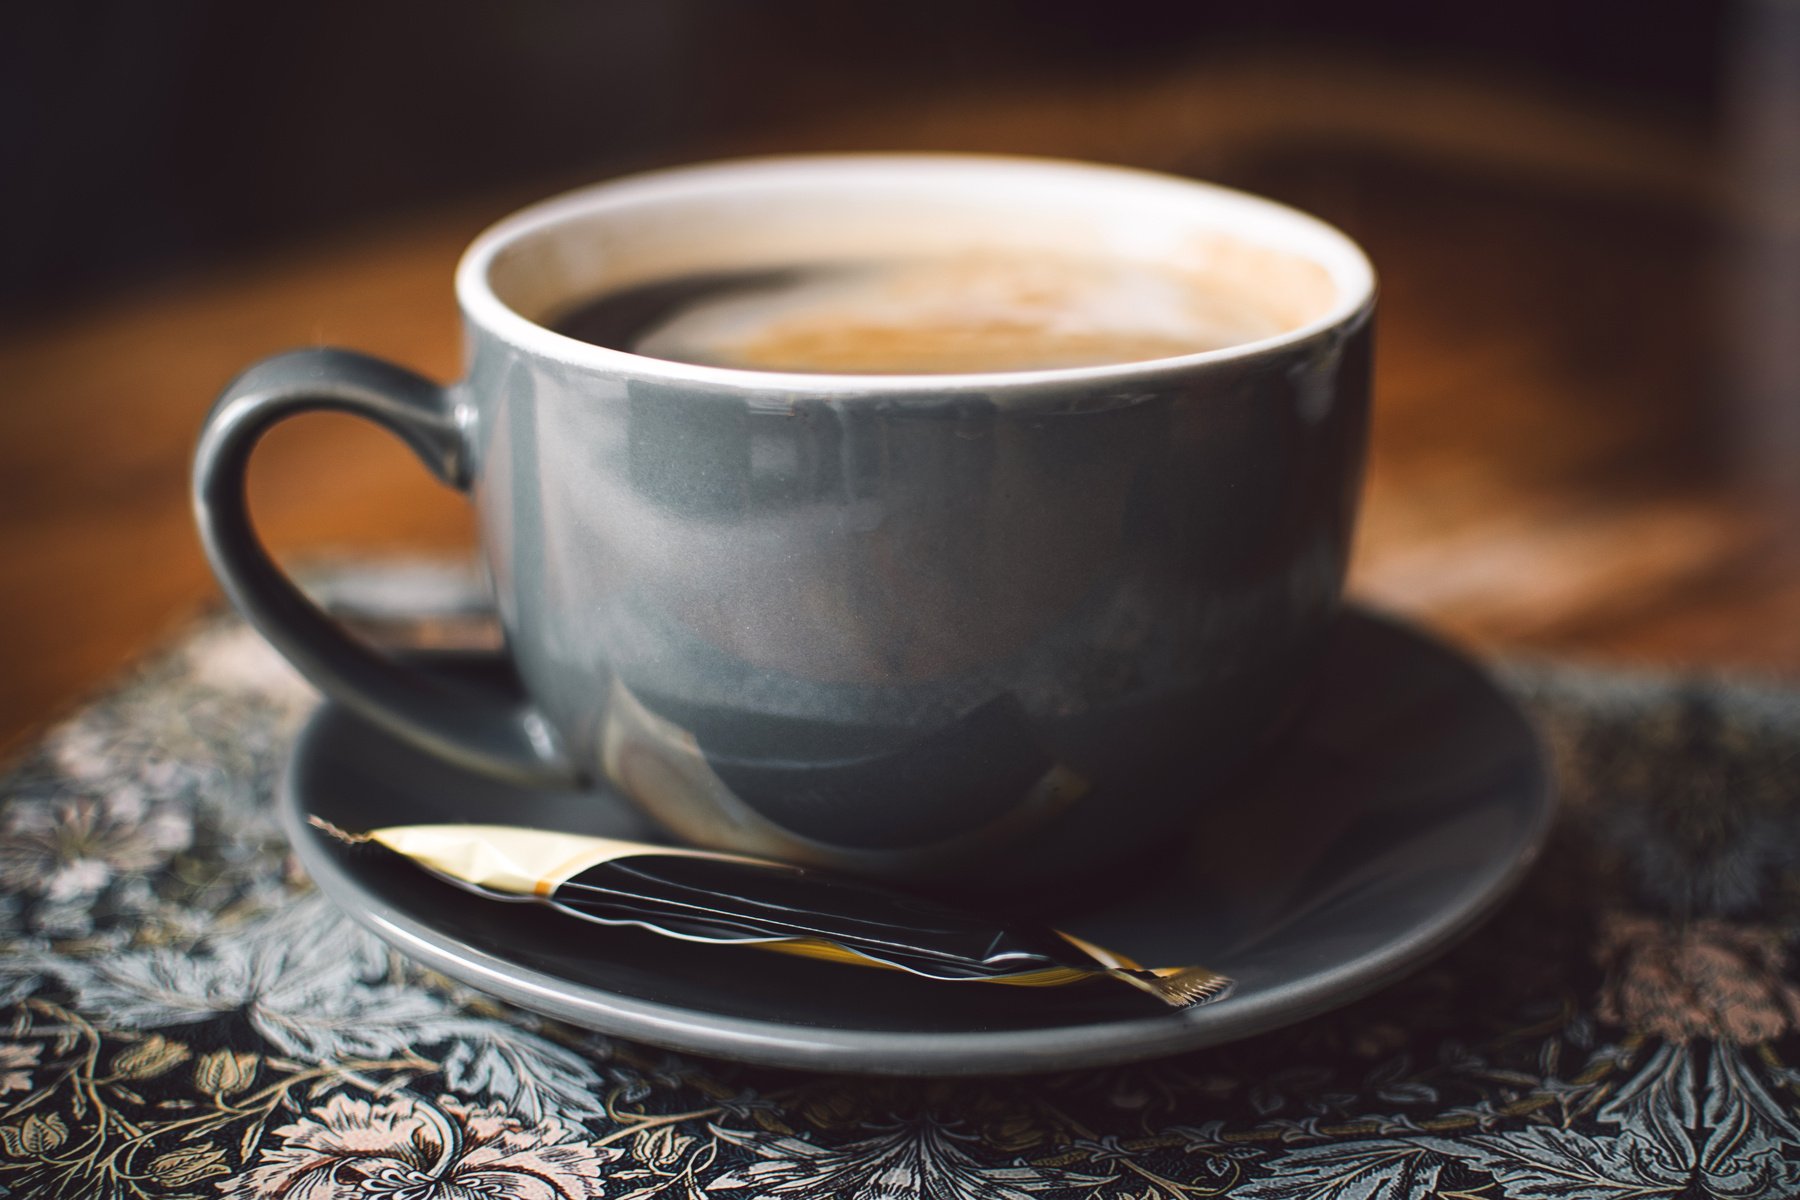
[195, 155, 1375, 894]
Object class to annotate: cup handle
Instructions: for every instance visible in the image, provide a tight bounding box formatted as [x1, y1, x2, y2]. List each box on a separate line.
[193, 347, 581, 786]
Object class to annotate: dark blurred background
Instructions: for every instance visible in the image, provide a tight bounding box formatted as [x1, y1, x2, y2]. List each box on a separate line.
[2, 0, 1796, 752]
[1, 1, 1732, 313]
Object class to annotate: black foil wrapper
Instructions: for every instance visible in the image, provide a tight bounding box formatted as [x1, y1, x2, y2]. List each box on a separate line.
[550, 853, 1093, 980]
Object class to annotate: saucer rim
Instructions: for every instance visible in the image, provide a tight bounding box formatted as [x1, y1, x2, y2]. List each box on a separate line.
[280, 608, 1556, 1076]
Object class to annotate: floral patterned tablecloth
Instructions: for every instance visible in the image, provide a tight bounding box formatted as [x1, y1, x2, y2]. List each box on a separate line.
[3, 600, 1800, 1199]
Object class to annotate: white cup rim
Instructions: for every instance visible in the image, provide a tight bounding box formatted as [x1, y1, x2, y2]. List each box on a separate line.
[456, 153, 1377, 394]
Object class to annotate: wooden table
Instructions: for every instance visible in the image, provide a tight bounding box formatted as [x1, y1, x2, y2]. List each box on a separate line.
[4, 50, 1797, 754]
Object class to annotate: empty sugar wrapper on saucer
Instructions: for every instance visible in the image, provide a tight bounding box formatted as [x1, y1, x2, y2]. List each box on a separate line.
[311, 819, 1232, 1009]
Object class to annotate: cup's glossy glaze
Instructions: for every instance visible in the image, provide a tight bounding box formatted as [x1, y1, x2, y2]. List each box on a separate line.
[195, 156, 1375, 892]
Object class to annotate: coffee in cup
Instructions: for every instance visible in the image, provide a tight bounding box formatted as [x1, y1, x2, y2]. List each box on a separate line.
[552, 252, 1299, 374]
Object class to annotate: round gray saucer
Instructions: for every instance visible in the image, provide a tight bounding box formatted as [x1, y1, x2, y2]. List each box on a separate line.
[281, 609, 1553, 1076]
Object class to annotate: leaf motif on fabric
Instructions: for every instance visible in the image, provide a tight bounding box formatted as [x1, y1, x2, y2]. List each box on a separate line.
[1697, 1042, 1800, 1197]
[1594, 1042, 1699, 1173]
[34, 892, 618, 1119]
[41, 895, 453, 1061]
[705, 1118, 1110, 1200]
[436, 1018, 608, 1122]
[1452, 1128, 1688, 1199]
[1233, 1139, 1446, 1200]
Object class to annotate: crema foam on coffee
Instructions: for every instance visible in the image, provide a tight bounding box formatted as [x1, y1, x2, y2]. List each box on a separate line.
[552, 254, 1292, 374]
